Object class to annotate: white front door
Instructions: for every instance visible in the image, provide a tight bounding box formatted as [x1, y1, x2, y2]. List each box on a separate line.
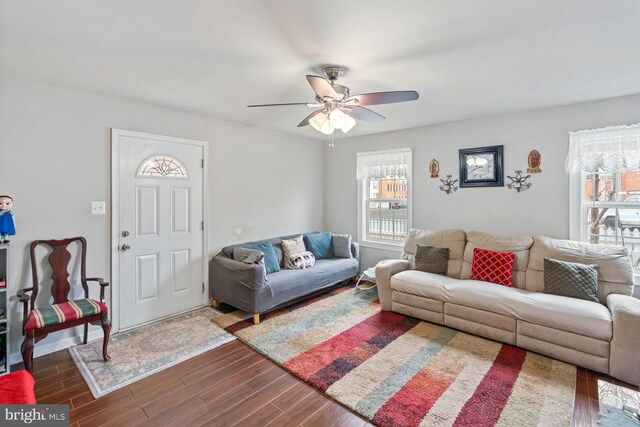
[114, 130, 206, 330]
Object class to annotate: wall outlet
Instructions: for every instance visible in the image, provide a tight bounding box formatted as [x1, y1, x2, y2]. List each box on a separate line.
[91, 201, 106, 215]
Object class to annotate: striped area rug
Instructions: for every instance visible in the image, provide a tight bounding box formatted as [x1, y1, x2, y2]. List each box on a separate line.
[212, 287, 576, 427]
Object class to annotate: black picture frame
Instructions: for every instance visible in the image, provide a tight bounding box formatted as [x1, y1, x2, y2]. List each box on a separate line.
[459, 145, 504, 187]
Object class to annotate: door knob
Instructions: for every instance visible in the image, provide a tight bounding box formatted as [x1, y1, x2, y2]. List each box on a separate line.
[121, 244, 131, 251]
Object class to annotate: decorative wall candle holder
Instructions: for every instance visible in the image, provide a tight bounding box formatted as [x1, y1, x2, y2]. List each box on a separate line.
[507, 170, 532, 192]
[439, 175, 458, 194]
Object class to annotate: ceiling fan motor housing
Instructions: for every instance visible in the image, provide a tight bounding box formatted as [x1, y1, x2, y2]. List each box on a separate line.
[322, 66, 345, 81]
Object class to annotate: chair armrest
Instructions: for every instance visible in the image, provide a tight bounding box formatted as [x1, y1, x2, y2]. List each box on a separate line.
[375, 260, 410, 311]
[16, 287, 34, 332]
[87, 277, 109, 302]
[607, 294, 640, 386]
[350, 241, 360, 260]
[17, 287, 33, 303]
[87, 277, 109, 286]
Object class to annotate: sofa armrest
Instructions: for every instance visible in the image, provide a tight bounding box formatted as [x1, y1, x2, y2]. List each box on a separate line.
[375, 259, 410, 311]
[607, 294, 640, 386]
[209, 255, 267, 293]
[351, 241, 360, 260]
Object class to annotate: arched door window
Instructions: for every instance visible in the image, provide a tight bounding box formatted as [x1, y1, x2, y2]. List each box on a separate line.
[137, 155, 188, 178]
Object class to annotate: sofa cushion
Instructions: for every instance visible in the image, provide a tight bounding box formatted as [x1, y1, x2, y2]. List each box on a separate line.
[262, 257, 359, 312]
[332, 234, 353, 258]
[305, 232, 334, 259]
[460, 231, 533, 289]
[544, 258, 598, 302]
[469, 248, 515, 287]
[402, 229, 466, 278]
[241, 242, 280, 274]
[413, 244, 449, 275]
[390, 270, 612, 341]
[526, 236, 633, 303]
[281, 235, 306, 269]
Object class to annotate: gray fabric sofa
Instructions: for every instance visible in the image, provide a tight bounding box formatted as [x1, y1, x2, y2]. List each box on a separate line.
[376, 228, 640, 386]
[210, 233, 360, 323]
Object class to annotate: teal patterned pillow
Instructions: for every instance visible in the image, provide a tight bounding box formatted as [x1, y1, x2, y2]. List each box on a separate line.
[543, 258, 598, 302]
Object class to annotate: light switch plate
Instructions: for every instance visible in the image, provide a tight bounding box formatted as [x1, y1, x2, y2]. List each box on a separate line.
[91, 201, 106, 215]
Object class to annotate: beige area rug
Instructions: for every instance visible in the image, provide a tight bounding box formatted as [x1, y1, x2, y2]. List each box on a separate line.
[69, 307, 235, 398]
[213, 286, 577, 427]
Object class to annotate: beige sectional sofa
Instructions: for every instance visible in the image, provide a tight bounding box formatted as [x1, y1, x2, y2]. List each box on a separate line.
[376, 229, 640, 386]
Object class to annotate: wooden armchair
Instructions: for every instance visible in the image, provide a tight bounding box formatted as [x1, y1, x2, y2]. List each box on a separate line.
[17, 237, 111, 372]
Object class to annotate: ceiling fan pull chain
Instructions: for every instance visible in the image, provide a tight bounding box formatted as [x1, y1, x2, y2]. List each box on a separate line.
[329, 132, 335, 150]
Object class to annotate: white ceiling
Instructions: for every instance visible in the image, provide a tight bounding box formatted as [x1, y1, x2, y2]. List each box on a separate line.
[2, 0, 640, 140]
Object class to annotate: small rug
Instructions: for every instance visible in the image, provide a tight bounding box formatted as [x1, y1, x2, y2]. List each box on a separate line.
[212, 287, 576, 427]
[70, 307, 235, 398]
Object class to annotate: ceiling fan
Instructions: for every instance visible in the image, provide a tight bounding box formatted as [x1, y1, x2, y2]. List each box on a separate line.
[248, 66, 419, 135]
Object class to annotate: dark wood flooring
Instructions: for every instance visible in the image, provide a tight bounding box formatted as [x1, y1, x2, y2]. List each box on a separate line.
[13, 340, 639, 427]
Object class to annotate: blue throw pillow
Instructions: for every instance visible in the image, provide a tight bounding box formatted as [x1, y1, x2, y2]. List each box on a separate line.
[305, 232, 334, 259]
[241, 242, 280, 274]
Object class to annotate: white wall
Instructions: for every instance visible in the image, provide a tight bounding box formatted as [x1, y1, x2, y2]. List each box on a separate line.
[0, 74, 324, 363]
[325, 94, 640, 270]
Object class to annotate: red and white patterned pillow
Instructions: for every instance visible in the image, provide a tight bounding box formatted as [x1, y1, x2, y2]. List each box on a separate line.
[288, 251, 316, 270]
[469, 248, 515, 287]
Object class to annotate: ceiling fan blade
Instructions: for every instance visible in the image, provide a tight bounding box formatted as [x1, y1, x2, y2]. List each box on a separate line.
[297, 109, 324, 127]
[346, 90, 419, 106]
[346, 106, 385, 122]
[247, 102, 310, 107]
[306, 75, 338, 100]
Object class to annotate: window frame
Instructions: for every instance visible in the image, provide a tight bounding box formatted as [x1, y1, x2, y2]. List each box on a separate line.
[357, 150, 412, 251]
[572, 169, 640, 279]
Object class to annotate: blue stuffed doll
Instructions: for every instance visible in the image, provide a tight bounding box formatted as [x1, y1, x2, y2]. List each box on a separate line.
[0, 195, 15, 243]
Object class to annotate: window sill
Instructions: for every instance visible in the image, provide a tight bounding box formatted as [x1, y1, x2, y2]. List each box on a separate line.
[359, 240, 404, 252]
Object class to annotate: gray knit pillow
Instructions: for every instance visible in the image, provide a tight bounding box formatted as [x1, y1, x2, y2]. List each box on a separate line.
[543, 258, 598, 302]
[413, 244, 449, 276]
[332, 234, 352, 258]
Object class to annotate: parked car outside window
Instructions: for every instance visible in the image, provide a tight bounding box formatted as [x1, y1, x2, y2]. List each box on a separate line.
[601, 196, 640, 230]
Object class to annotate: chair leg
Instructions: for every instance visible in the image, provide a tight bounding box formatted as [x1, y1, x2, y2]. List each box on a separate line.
[21, 335, 35, 373]
[83, 323, 89, 344]
[252, 314, 260, 325]
[101, 315, 112, 362]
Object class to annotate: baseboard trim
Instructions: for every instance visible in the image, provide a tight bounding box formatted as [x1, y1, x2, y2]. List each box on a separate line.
[9, 330, 103, 367]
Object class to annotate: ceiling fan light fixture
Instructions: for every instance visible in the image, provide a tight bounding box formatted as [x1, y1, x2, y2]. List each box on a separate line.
[329, 109, 347, 129]
[320, 119, 334, 135]
[309, 111, 328, 132]
[340, 114, 356, 133]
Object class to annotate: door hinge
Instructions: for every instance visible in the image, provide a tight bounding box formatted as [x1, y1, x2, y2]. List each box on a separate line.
[202, 282, 205, 293]
[201, 221, 204, 230]
[201, 158, 204, 168]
